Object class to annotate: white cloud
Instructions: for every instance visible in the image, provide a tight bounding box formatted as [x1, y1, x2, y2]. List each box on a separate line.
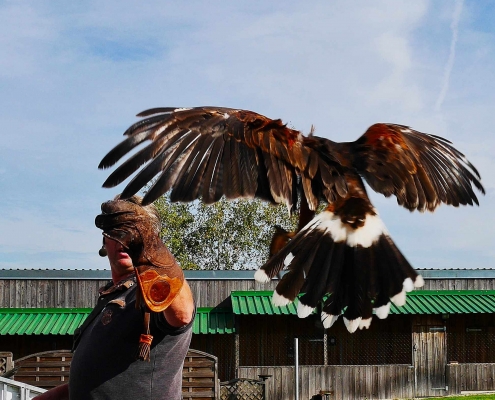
[0, 0, 492, 270]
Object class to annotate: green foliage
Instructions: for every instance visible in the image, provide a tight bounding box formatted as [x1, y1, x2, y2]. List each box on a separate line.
[153, 193, 298, 270]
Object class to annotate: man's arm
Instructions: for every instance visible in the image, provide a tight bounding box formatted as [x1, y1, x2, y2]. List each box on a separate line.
[163, 279, 194, 327]
[33, 383, 69, 400]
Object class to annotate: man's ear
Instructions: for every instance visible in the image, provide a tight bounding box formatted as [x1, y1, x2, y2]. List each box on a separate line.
[99, 237, 107, 257]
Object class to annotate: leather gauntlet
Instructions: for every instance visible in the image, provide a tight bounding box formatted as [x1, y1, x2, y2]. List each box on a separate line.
[95, 200, 184, 312]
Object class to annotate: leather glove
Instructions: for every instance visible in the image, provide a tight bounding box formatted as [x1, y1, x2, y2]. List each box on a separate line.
[95, 199, 184, 312]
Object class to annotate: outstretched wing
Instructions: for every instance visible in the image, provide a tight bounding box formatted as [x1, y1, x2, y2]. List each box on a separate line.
[99, 107, 347, 209]
[100, 107, 485, 332]
[341, 123, 485, 212]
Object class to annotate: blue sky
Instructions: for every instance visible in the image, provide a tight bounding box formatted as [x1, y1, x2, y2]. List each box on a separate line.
[0, 0, 493, 270]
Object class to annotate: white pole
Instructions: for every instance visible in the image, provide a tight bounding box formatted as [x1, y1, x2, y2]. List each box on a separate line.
[295, 337, 299, 400]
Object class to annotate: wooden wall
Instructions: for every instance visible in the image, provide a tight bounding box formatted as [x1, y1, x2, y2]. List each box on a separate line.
[420, 278, 495, 290]
[2, 276, 495, 309]
[0, 278, 278, 309]
[239, 365, 415, 400]
[0, 279, 107, 308]
[447, 363, 495, 394]
[188, 279, 277, 308]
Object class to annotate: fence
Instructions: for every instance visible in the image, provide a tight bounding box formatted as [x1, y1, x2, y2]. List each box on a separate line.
[12, 350, 72, 389]
[238, 365, 415, 400]
[0, 352, 13, 376]
[182, 349, 219, 400]
[0, 376, 46, 399]
[220, 377, 269, 400]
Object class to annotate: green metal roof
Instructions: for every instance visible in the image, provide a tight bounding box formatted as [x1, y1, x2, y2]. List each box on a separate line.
[0, 308, 91, 335]
[4, 290, 494, 335]
[232, 291, 299, 315]
[231, 290, 495, 315]
[0, 307, 235, 336]
[194, 308, 235, 334]
[394, 290, 495, 314]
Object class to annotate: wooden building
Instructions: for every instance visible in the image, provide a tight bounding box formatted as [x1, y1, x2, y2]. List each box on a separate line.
[1, 268, 495, 399]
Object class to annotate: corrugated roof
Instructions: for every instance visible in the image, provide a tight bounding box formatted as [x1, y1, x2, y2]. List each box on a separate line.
[232, 291, 299, 315]
[231, 290, 495, 315]
[0, 308, 235, 335]
[194, 308, 235, 334]
[0, 308, 91, 335]
[3, 291, 494, 335]
[395, 290, 495, 314]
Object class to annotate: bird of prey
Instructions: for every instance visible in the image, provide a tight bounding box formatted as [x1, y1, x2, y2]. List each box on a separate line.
[99, 106, 484, 333]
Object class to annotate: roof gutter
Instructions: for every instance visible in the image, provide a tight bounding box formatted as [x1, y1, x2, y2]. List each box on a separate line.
[0, 269, 493, 280]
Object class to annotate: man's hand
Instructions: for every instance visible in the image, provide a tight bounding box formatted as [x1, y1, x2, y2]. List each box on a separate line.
[33, 383, 69, 400]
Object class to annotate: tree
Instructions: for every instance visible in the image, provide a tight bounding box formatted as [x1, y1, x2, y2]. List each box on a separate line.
[153, 193, 298, 270]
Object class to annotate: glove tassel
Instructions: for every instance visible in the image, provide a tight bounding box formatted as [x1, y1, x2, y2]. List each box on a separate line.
[137, 311, 153, 361]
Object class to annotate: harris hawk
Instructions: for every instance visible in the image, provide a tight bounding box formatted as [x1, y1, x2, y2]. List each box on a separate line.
[99, 107, 484, 333]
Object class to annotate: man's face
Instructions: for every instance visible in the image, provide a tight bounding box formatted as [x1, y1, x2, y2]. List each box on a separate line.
[104, 237, 133, 272]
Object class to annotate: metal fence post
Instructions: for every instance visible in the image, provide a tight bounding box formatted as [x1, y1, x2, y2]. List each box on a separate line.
[295, 337, 299, 400]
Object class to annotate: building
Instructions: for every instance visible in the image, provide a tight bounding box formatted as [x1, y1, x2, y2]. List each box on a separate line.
[1, 269, 495, 399]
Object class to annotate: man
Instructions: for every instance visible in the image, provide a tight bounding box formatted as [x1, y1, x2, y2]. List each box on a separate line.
[36, 196, 195, 400]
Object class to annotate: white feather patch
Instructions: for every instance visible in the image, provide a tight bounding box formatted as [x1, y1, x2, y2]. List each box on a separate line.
[174, 107, 192, 112]
[314, 211, 387, 248]
[391, 290, 406, 307]
[359, 318, 372, 330]
[297, 302, 314, 318]
[375, 302, 391, 319]
[403, 277, 414, 292]
[321, 312, 340, 329]
[314, 211, 347, 242]
[284, 252, 295, 267]
[272, 291, 291, 307]
[347, 214, 387, 248]
[344, 317, 361, 333]
[254, 269, 270, 283]
[414, 275, 425, 288]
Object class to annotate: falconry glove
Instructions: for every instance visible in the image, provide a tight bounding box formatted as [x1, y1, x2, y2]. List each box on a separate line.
[95, 199, 184, 313]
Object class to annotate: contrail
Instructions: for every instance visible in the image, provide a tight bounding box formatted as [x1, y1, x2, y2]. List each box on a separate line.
[435, 0, 463, 111]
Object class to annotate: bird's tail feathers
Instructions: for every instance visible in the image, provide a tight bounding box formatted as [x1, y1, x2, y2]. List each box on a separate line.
[255, 210, 424, 332]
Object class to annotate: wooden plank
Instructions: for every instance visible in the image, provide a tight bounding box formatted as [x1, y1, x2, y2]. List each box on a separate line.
[182, 371, 215, 378]
[183, 360, 215, 367]
[18, 380, 67, 388]
[15, 371, 70, 377]
[181, 392, 215, 399]
[16, 361, 71, 368]
[181, 381, 215, 388]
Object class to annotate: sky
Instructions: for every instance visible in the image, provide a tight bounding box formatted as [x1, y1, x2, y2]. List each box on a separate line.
[0, 0, 493, 271]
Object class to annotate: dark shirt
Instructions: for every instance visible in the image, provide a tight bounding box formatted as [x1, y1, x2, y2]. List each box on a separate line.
[69, 277, 194, 400]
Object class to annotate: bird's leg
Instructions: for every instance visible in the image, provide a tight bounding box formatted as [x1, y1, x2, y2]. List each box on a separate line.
[269, 193, 316, 258]
[269, 226, 296, 257]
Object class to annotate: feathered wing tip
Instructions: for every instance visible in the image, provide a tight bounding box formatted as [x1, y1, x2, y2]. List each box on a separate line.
[254, 269, 270, 284]
[350, 123, 485, 212]
[255, 207, 424, 333]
